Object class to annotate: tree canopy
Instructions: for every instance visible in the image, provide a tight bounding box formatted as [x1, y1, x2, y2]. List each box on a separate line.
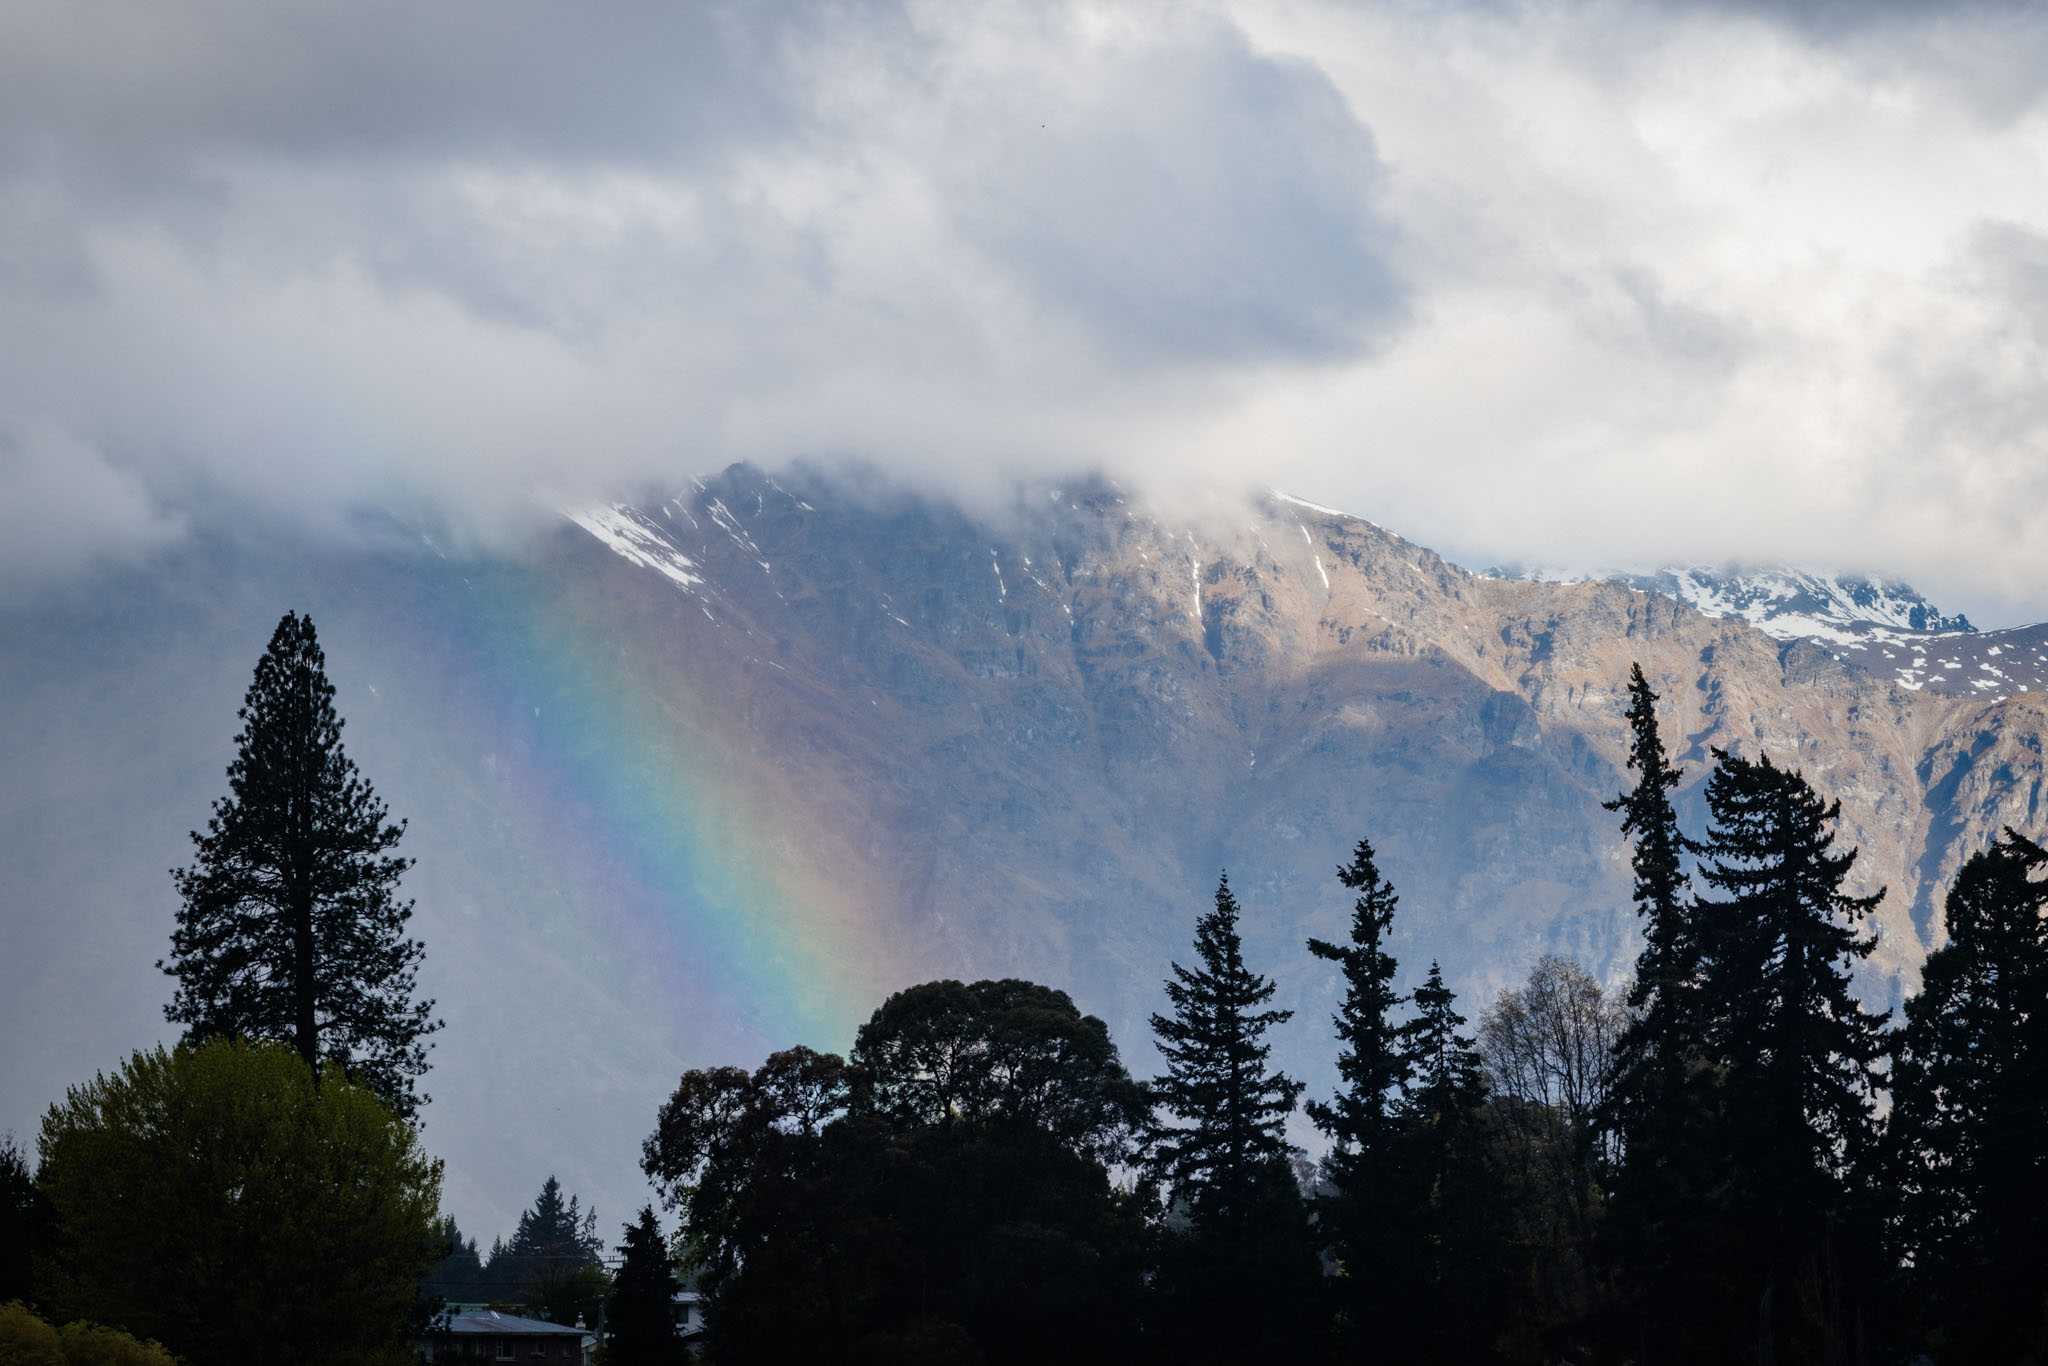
[35, 1039, 441, 1366]
[161, 611, 439, 1119]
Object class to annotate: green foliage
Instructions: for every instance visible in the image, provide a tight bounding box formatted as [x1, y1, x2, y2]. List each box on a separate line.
[0, 1301, 62, 1366]
[602, 1207, 680, 1365]
[161, 611, 439, 1120]
[0, 1305, 177, 1366]
[35, 1039, 442, 1366]
[54, 1321, 179, 1366]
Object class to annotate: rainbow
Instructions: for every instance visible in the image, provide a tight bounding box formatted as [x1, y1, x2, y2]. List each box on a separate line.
[409, 556, 894, 1059]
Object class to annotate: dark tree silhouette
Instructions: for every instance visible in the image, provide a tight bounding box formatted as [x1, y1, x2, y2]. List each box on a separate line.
[1597, 663, 1724, 1359]
[1691, 749, 1889, 1362]
[1305, 837, 1411, 1338]
[1149, 872, 1305, 1234]
[1394, 960, 1506, 1362]
[644, 988, 1150, 1366]
[0, 1134, 46, 1307]
[1602, 664, 1703, 1138]
[161, 611, 438, 1119]
[486, 1175, 605, 1325]
[1479, 955, 1623, 1351]
[1150, 874, 1316, 1362]
[603, 1206, 681, 1365]
[1889, 828, 2048, 1360]
[851, 978, 1151, 1165]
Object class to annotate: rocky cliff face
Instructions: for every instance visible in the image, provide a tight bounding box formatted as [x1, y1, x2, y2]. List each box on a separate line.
[559, 466, 2048, 1042]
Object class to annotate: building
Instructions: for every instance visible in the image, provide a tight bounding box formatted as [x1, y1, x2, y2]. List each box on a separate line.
[418, 1308, 589, 1362]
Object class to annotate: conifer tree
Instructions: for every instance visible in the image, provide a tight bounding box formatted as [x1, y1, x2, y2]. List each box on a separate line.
[1151, 875, 1317, 1361]
[1888, 828, 2048, 1359]
[1602, 664, 1701, 1137]
[1149, 872, 1305, 1236]
[162, 611, 438, 1119]
[1691, 748, 1888, 1359]
[1598, 664, 1721, 1356]
[1393, 961, 1503, 1363]
[498, 1176, 602, 1280]
[1305, 837, 1410, 1327]
[603, 1206, 681, 1366]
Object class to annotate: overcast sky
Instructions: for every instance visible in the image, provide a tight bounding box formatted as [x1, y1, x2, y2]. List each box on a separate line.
[4, 0, 2048, 622]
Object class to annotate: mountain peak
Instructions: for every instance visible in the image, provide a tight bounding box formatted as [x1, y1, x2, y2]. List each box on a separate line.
[1623, 567, 1975, 643]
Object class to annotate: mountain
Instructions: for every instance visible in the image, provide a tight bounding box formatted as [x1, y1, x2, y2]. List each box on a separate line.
[555, 467, 2046, 1006]
[1493, 563, 2048, 701]
[1617, 567, 1975, 640]
[4, 463, 2046, 1241]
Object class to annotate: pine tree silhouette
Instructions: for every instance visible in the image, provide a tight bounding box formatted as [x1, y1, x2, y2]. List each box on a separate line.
[1305, 836, 1410, 1337]
[1393, 961, 1502, 1363]
[1889, 828, 2048, 1359]
[1692, 748, 1888, 1361]
[1149, 872, 1306, 1237]
[162, 611, 438, 1119]
[604, 1206, 682, 1365]
[1598, 663, 1723, 1358]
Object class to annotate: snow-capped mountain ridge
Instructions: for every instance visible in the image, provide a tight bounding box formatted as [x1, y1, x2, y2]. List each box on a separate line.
[1621, 567, 1974, 643]
[1486, 564, 1974, 644]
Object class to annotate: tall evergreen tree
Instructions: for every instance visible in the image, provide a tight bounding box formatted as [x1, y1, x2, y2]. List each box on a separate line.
[1602, 664, 1701, 1134]
[1149, 872, 1305, 1234]
[1305, 837, 1410, 1332]
[1888, 828, 2048, 1360]
[485, 1176, 608, 1328]
[603, 1206, 681, 1366]
[1393, 962, 1504, 1363]
[1149, 875, 1317, 1362]
[161, 611, 438, 1119]
[1692, 748, 1889, 1361]
[424, 1215, 485, 1305]
[1597, 663, 1721, 1358]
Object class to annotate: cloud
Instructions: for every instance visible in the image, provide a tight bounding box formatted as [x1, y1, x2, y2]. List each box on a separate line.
[1, 0, 2047, 621]
[0, 425, 185, 588]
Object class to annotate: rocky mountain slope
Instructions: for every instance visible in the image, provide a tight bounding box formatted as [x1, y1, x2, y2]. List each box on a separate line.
[1492, 563, 2048, 700]
[7, 463, 2046, 1235]
[562, 466, 2048, 1031]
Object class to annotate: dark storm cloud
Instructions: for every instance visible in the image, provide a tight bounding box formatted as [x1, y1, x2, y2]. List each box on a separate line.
[2, 0, 2048, 621]
[0, 2, 1414, 579]
[950, 20, 1405, 364]
[0, 1, 864, 171]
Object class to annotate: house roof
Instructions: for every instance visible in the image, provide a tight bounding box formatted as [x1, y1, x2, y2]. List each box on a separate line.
[443, 1310, 585, 1337]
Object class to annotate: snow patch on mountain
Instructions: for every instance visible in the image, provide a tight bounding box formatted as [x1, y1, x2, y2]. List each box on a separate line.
[1624, 568, 1974, 642]
[567, 505, 703, 591]
[1488, 564, 1973, 645]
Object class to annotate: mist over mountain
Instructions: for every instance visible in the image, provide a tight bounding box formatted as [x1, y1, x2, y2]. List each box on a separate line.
[4, 463, 2045, 1242]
